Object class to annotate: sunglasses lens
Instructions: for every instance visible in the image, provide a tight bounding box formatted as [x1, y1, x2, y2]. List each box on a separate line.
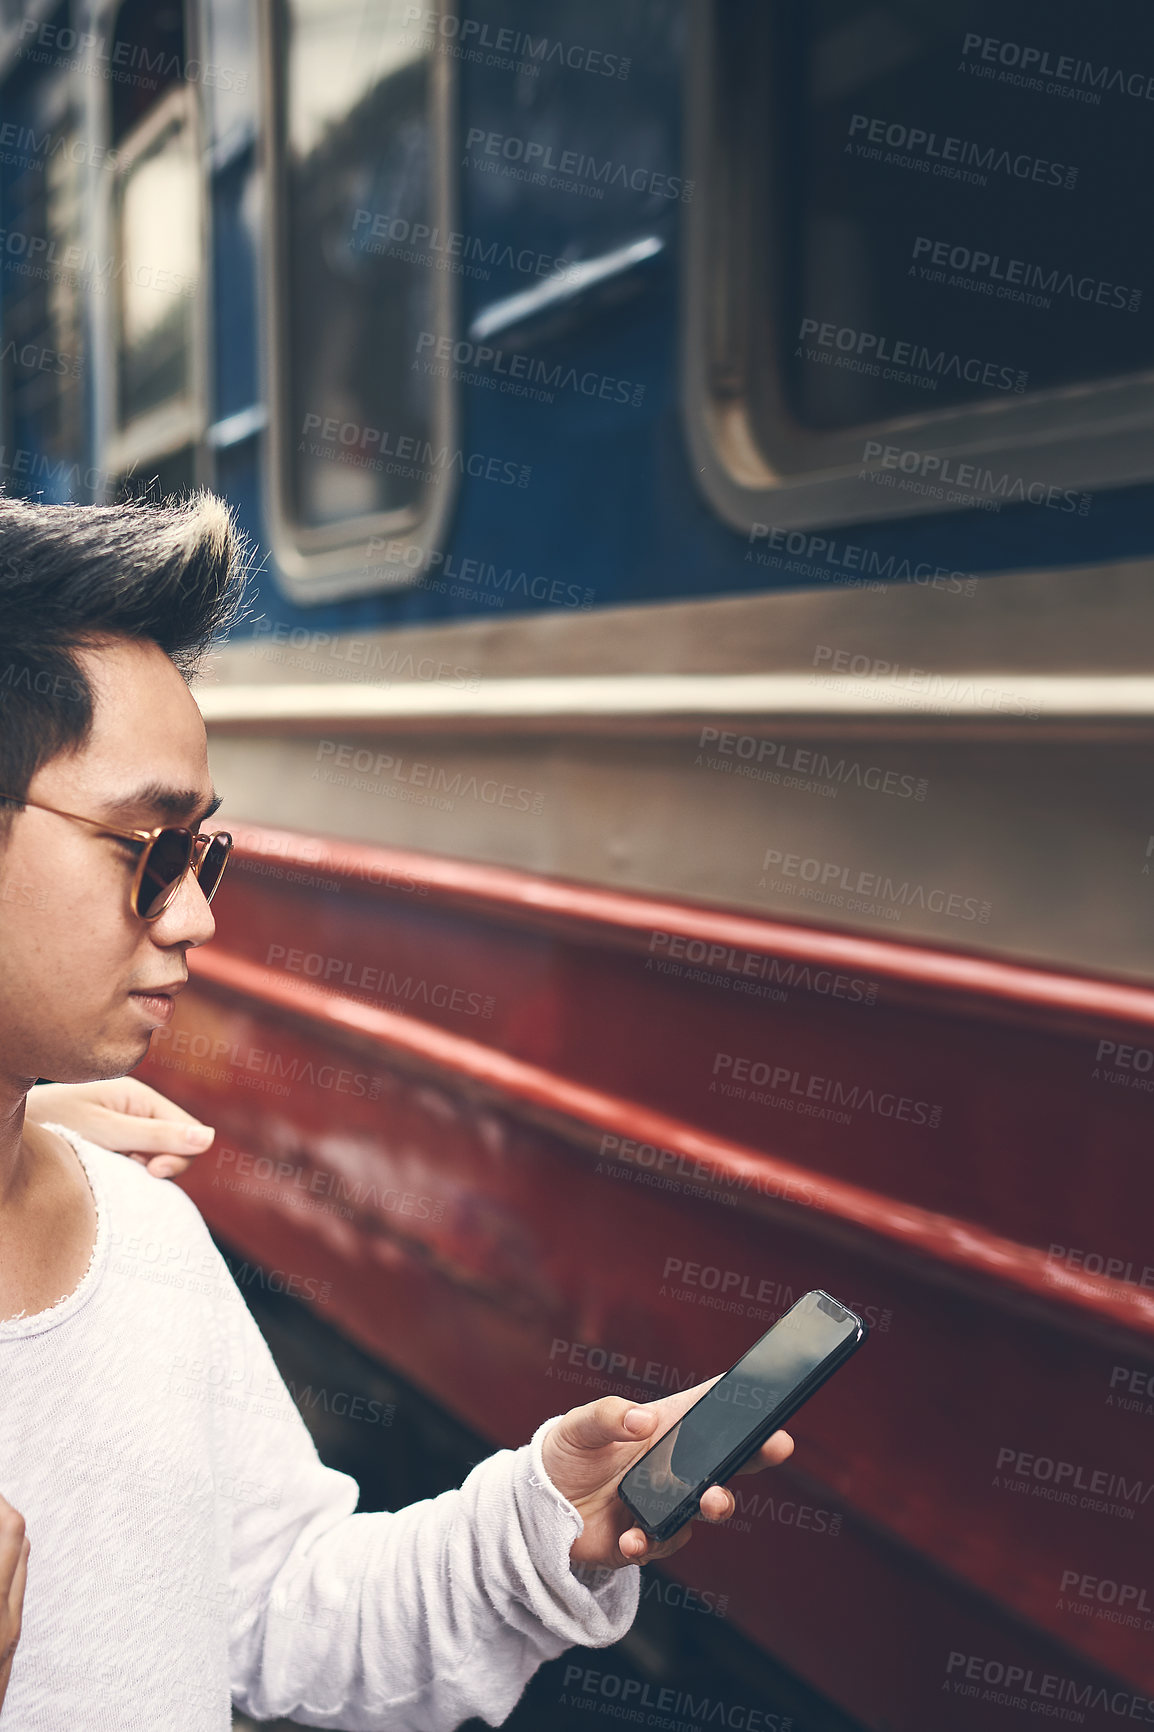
[137, 828, 194, 919]
[195, 833, 232, 904]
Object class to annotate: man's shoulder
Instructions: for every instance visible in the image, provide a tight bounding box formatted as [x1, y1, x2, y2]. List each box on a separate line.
[43, 1122, 222, 1261]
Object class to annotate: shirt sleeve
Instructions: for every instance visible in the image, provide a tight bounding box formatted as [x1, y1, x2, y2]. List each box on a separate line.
[212, 1259, 640, 1729]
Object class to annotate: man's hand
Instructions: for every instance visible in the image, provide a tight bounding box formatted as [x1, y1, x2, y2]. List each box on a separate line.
[0, 1494, 30, 1715]
[540, 1380, 795, 1569]
[25, 1078, 214, 1180]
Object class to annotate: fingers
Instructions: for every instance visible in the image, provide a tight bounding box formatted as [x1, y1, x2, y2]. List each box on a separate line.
[24, 1079, 214, 1177]
[114, 1078, 214, 1175]
[617, 1485, 734, 1565]
[618, 1526, 648, 1561]
[560, 1396, 659, 1452]
[133, 1153, 195, 1179]
[97, 1110, 214, 1175]
[117, 1117, 213, 1152]
[697, 1484, 734, 1521]
[0, 1502, 24, 1581]
[614, 1429, 795, 1566]
[569, 1376, 726, 1447]
[0, 1499, 28, 1633]
[618, 1520, 695, 1565]
[113, 1078, 203, 1125]
[7, 1534, 28, 1624]
[745, 1429, 795, 1471]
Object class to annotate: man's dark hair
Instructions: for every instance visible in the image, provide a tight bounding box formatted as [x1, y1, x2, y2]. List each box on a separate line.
[0, 491, 251, 831]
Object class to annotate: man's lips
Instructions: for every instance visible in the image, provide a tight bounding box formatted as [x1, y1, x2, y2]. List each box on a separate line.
[128, 981, 187, 1022]
[128, 990, 184, 1025]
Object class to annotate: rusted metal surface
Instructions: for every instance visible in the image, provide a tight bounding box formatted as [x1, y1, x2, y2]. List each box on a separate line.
[143, 826, 1154, 1731]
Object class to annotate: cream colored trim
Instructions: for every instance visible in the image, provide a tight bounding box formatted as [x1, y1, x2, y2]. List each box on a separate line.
[194, 673, 1154, 735]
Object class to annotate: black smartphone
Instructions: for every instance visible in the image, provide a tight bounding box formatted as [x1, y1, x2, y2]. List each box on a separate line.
[616, 1289, 867, 1541]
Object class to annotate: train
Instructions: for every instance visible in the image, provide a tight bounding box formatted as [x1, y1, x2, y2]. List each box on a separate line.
[3, 1, 1154, 1728]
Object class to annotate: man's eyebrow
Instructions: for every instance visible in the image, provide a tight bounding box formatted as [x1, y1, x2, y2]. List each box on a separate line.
[103, 784, 223, 825]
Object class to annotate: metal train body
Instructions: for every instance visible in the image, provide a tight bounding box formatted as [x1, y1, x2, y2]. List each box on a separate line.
[3, 2, 1154, 1727]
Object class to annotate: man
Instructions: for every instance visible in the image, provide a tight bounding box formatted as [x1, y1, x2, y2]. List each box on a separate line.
[0, 492, 794, 1727]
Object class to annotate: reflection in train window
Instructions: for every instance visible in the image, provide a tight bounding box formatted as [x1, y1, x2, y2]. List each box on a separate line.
[110, 0, 187, 145]
[772, 0, 1153, 433]
[264, 0, 457, 599]
[114, 91, 201, 434]
[686, 0, 1154, 531]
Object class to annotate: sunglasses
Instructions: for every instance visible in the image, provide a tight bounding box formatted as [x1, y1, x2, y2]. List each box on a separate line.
[0, 792, 233, 921]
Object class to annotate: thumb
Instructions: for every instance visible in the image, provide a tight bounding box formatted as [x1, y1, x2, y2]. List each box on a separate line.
[559, 1397, 657, 1451]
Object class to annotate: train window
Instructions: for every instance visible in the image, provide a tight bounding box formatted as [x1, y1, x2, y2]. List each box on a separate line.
[685, 0, 1154, 531]
[104, 0, 204, 494]
[262, 0, 457, 601]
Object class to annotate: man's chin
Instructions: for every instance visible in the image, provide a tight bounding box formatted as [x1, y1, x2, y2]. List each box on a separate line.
[123, 1032, 156, 1072]
[48, 1037, 154, 1086]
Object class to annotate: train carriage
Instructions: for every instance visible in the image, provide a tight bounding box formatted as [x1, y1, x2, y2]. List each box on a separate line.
[3, 2, 1154, 1728]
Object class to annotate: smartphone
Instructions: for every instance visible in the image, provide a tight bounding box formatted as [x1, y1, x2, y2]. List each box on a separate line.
[617, 1289, 867, 1541]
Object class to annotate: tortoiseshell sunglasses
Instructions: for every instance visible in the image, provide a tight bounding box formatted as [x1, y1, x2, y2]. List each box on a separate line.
[0, 793, 232, 920]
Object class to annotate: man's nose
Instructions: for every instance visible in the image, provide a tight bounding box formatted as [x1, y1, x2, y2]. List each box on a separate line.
[150, 860, 217, 948]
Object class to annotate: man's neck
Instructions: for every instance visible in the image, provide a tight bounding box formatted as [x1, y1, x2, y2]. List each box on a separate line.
[0, 1080, 100, 1324]
[0, 1083, 33, 1210]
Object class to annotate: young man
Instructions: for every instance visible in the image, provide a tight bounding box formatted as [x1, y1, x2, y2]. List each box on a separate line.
[0, 492, 794, 1727]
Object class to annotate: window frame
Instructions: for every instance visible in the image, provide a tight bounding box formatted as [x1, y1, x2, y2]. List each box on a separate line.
[101, 79, 209, 484]
[682, 0, 1154, 534]
[258, 0, 459, 605]
[0, 46, 89, 494]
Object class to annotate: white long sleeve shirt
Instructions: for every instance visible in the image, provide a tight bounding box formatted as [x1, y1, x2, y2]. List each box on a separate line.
[0, 1124, 639, 1729]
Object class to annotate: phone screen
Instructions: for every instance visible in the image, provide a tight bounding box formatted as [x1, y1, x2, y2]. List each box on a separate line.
[619, 1291, 861, 1533]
